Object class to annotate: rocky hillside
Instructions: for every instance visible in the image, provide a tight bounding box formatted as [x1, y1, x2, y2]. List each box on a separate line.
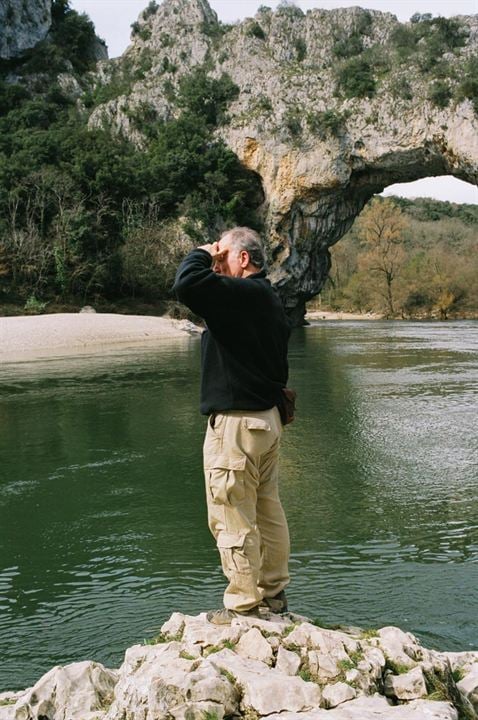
[1, 611, 477, 719]
[87, 0, 478, 323]
[0, 0, 51, 59]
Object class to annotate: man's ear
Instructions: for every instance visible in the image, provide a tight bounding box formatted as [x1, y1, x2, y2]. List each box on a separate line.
[239, 250, 250, 268]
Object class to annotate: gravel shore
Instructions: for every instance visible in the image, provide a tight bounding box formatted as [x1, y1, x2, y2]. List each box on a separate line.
[0, 313, 193, 362]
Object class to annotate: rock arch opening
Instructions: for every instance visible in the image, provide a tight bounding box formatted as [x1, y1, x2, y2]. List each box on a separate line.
[266, 157, 478, 325]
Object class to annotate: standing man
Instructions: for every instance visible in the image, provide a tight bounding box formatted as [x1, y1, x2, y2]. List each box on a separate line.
[173, 227, 292, 625]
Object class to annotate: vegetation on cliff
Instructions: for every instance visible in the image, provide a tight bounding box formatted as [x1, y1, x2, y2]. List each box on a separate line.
[0, 1, 262, 313]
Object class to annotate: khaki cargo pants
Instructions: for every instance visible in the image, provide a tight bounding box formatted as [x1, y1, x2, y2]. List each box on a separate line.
[203, 407, 290, 612]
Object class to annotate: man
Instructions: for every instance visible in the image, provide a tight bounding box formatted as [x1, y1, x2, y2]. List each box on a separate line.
[173, 226, 291, 625]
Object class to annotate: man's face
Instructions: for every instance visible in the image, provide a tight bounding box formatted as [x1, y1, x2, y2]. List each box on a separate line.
[213, 235, 247, 277]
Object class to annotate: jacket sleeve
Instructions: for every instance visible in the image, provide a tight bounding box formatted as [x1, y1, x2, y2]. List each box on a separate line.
[172, 248, 236, 319]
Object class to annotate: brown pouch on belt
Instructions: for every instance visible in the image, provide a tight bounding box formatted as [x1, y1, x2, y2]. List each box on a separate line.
[277, 387, 297, 426]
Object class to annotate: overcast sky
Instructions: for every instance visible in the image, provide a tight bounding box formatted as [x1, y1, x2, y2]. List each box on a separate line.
[71, 0, 478, 204]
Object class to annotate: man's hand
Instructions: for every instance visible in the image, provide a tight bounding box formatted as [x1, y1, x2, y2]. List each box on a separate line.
[198, 242, 227, 262]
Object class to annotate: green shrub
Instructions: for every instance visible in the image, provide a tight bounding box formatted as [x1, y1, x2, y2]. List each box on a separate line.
[429, 80, 451, 108]
[295, 38, 307, 62]
[389, 76, 413, 100]
[160, 32, 172, 47]
[143, 0, 158, 20]
[338, 58, 376, 98]
[456, 57, 478, 113]
[283, 107, 302, 136]
[306, 109, 346, 137]
[177, 69, 239, 126]
[277, 0, 303, 19]
[333, 33, 363, 59]
[246, 21, 266, 40]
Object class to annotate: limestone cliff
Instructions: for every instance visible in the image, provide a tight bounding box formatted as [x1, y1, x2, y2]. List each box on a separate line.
[90, 1, 478, 321]
[0, 0, 51, 59]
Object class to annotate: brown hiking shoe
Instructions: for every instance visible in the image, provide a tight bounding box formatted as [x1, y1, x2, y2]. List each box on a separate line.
[260, 590, 288, 613]
[206, 606, 262, 625]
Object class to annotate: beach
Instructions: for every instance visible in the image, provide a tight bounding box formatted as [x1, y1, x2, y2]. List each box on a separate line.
[306, 310, 382, 321]
[0, 313, 197, 362]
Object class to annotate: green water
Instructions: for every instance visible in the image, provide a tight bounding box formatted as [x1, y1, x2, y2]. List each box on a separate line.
[1, 321, 477, 691]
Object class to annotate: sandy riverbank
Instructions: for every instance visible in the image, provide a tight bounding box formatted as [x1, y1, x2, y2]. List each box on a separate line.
[0, 313, 199, 362]
[306, 310, 383, 321]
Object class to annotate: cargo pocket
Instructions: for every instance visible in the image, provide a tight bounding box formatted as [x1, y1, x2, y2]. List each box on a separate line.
[216, 531, 249, 575]
[205, 455, 247, 506]
[243, 417, 271, 431]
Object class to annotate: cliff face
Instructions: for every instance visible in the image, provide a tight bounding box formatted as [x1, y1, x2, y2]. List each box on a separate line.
[90, 0, 478, 321]
[0, 0, 51, 59]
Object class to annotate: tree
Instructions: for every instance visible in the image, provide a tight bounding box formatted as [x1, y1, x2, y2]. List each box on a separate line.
[356, 198, 408, 316]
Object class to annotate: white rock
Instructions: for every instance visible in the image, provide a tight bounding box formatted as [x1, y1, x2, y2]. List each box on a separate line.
[171, 700, 225, 720]
[207, 648, 321, 715]
[14, 661, 117, 720]
[276, 646, 301, 676]
[376, 626, 421, 668]
[457, 664, 478, 712]
[106, 642, 237, 720]
[444, 652, 478, 675]
[384, 666, 427, 701]
[232, 615, 289, 636]
[321, 681, 356, 708]
[235, 627, 274, 665]
[284, 623, 358, 655]
[160, 611, 186, 638]
[266, 694, 458, 719]
[181, 614, 240, 647]
[268, 636, 281, 650]
[308, 650, 341, 680]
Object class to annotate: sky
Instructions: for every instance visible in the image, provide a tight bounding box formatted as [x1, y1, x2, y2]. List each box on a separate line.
[71, 0, 478, 205]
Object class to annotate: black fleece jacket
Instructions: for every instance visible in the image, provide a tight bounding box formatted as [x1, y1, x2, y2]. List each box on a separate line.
[173, 249, 290, 415]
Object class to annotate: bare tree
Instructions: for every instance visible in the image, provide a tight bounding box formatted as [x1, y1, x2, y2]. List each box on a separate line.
[356, 198, 408, 316]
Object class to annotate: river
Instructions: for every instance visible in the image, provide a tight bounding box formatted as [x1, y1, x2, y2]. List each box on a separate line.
[0, 320, 477, 691]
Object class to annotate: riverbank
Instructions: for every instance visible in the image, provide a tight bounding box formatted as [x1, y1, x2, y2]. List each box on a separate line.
[306, 310, 383, 321]
[0, 312, 201, 362]
[1, 611, 477, 719]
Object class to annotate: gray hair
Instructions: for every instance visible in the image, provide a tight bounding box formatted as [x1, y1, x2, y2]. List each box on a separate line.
[220, 227, 266, 269]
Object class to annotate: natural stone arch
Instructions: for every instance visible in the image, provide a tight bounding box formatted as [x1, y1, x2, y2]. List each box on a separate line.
[90, 0, 478, 324]
[230, 129, 478, 326]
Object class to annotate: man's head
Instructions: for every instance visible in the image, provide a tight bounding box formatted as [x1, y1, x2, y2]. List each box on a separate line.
[213, 227, 266, 278]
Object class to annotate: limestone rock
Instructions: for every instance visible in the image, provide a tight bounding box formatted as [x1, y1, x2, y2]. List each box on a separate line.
[276, 646, 301, 676]
[235, 627, 274, 665]
[283, 622, 358, 655]
[321, 681, 356, 708]
[207, 648, 321, 714]
[384, 666, 428, 701]
[4, 612, 475, 720]
[267, 695, 459, 718]
[181, 613, 240, 646]
[444, 652, 478, 675]
[0, 0, 51, 59]
[104, 641, 239, 720]
[376, 626, 422, 668]
[13, 661, 118, 720]
[457, 664, 478, 712]
[160, 611, 186, 638]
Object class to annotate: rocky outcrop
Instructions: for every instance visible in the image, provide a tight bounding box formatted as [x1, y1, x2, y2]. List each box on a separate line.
[0, 0, 51, 59]
[89, 0, 478, 323]
[1, 611, 478, 720]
